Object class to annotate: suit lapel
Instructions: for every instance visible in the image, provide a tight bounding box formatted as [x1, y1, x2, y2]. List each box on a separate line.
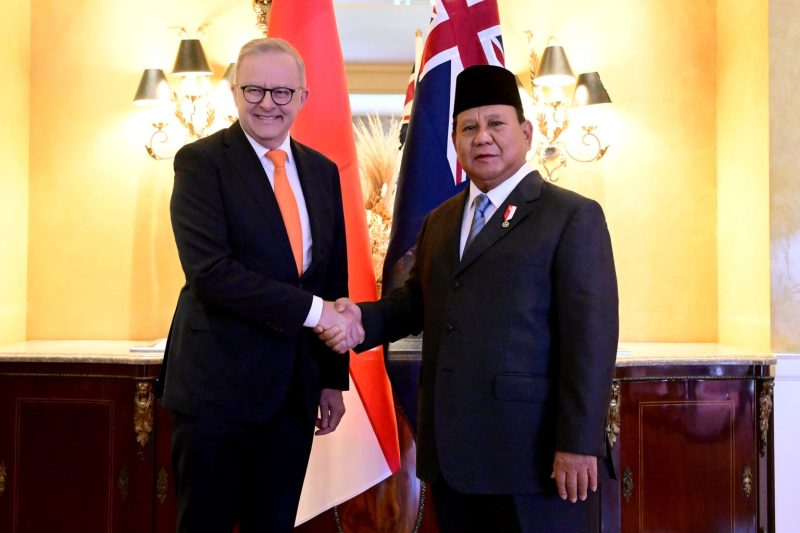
[456, 171, 545, 275]
[440, 190, 470, 275]
[292, 140, 326, 280]
[223, 122, 298, 276]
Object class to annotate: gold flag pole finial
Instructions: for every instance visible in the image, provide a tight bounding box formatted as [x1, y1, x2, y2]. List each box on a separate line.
[253, 0, 272, 36]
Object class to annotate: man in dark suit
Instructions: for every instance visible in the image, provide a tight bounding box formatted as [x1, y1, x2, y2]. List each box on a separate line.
[159, 38, 363, 533]
[320, 65, 618, 532]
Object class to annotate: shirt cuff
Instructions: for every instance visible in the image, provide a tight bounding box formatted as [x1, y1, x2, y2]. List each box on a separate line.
[303, 295, 323, 328]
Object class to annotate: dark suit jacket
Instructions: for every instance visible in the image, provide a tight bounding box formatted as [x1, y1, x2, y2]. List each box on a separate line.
[359, 170, 618, 494]
[160, 121, 349, 423]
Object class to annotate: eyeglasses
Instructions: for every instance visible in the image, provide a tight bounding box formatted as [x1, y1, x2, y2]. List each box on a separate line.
[238, 85, 301, 105]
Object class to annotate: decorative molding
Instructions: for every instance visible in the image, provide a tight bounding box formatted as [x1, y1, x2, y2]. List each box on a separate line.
[157, 467, 169, 504]
[742, 463, 753, 498]
[134, 381, 154, 459]
[346, 63, 413, 95]
[615, 375, 770, 383]
[759, 379, 775, 457]
[0, 372, 157, 380]
[606, 381, 621, 448]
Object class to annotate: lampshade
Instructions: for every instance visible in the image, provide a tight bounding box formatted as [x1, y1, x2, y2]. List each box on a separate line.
[172, 39, 213, 76]
[533, 45, 575, 87]
[222, 63, 236, 85]
[572, 72, 612, 107]
[132, 69, 172, 105]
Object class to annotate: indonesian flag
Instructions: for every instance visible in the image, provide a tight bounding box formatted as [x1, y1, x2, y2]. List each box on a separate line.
[267, 0, 401, 525]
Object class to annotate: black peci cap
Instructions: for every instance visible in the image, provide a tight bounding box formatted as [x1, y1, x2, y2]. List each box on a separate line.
[452, 64, 522, 119]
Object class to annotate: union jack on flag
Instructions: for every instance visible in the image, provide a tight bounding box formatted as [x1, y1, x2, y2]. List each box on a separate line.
[383, 0, 505, 429]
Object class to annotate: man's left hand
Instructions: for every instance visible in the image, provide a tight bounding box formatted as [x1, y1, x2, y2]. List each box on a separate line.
[551, 451, 598, 503]
[315, 388, 345, 435]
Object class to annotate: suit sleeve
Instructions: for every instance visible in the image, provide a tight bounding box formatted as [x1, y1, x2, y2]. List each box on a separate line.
[553, 200, 619, 457]
[170, 142, 312, 338]
[315, 161, 350, 390]
[356, 216, 428, 351]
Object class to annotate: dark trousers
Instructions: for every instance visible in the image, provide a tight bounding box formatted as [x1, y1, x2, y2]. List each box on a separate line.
[170, 390, 315, 533]
[431, 475, 600, 533]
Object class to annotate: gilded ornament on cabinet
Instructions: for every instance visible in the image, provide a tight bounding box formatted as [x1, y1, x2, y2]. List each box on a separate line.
[759, 379, 774, 457]
[134, 381, 154, 457]
[606, 381, 621, 448]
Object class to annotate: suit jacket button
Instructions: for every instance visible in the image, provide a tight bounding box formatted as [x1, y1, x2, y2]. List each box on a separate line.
[452, 280, 461, 289]
[446, 323, 455, 332]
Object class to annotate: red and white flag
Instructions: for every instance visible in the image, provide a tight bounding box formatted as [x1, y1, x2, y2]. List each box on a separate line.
[267, 0, 401, 525]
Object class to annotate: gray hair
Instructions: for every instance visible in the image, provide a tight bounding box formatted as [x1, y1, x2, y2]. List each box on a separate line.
[235, 38, 306, 86]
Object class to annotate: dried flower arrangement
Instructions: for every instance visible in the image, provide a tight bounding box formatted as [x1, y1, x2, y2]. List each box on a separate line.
[354, 114, 402, 293]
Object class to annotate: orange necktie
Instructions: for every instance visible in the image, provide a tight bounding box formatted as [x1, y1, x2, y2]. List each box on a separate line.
[266, 149, 303, 276]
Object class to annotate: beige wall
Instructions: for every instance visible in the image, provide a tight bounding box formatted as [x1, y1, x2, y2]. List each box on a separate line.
[26, 0, 258, 339]
[770, 0, 800, 352]
[0, 1, 30, 344]
[14, 0, 782, 345]
[502, 0, 719, 341]
[717, 0, 771, 351]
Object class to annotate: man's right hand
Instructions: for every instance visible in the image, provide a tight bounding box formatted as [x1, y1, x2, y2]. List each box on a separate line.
[551, 451, 598, 503]
[315, 298, 363, 353]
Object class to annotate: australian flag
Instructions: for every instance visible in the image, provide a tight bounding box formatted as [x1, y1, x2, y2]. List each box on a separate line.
[382, 0, 505, 429]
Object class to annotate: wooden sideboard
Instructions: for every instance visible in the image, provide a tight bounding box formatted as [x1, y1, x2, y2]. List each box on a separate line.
[611, 344, 775, 533]
[0, 341, 775, 533]
[0, 341, 176, 533]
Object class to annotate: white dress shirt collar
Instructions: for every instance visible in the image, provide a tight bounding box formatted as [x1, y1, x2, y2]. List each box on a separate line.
[466, 161, 533, 214]
[459, 161, 533, 258]
[242, 132, 294, 166]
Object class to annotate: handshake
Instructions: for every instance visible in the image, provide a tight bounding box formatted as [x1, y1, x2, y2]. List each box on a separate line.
[314, 298, 364, 354]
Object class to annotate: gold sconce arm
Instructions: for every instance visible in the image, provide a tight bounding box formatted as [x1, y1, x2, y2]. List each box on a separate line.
[144, 123, 172, 161]
[133, 27, 237, 161]
[563, 126, 610, 163]
[526, 34, 613, 181]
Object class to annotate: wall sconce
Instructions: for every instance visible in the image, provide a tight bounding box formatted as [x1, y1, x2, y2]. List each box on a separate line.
[527, 36, 612, 181]
[132, 29, 237, 160]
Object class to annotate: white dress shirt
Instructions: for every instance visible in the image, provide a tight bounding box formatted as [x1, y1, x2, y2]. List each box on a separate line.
[459, 162, 533, 258]
[243, 132, 323, 327]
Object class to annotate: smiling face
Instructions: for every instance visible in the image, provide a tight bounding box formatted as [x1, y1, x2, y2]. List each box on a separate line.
[232, 50, 308, 149]
[452, 104, 532, 193]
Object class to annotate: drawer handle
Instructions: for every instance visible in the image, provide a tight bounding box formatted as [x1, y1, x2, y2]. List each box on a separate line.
[118, 465, 129, 501]
[157, 467, 169, 504]
[742, 463, 753, 498]
[0, 460, 6, 496]
[622, 466, 633, 503]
